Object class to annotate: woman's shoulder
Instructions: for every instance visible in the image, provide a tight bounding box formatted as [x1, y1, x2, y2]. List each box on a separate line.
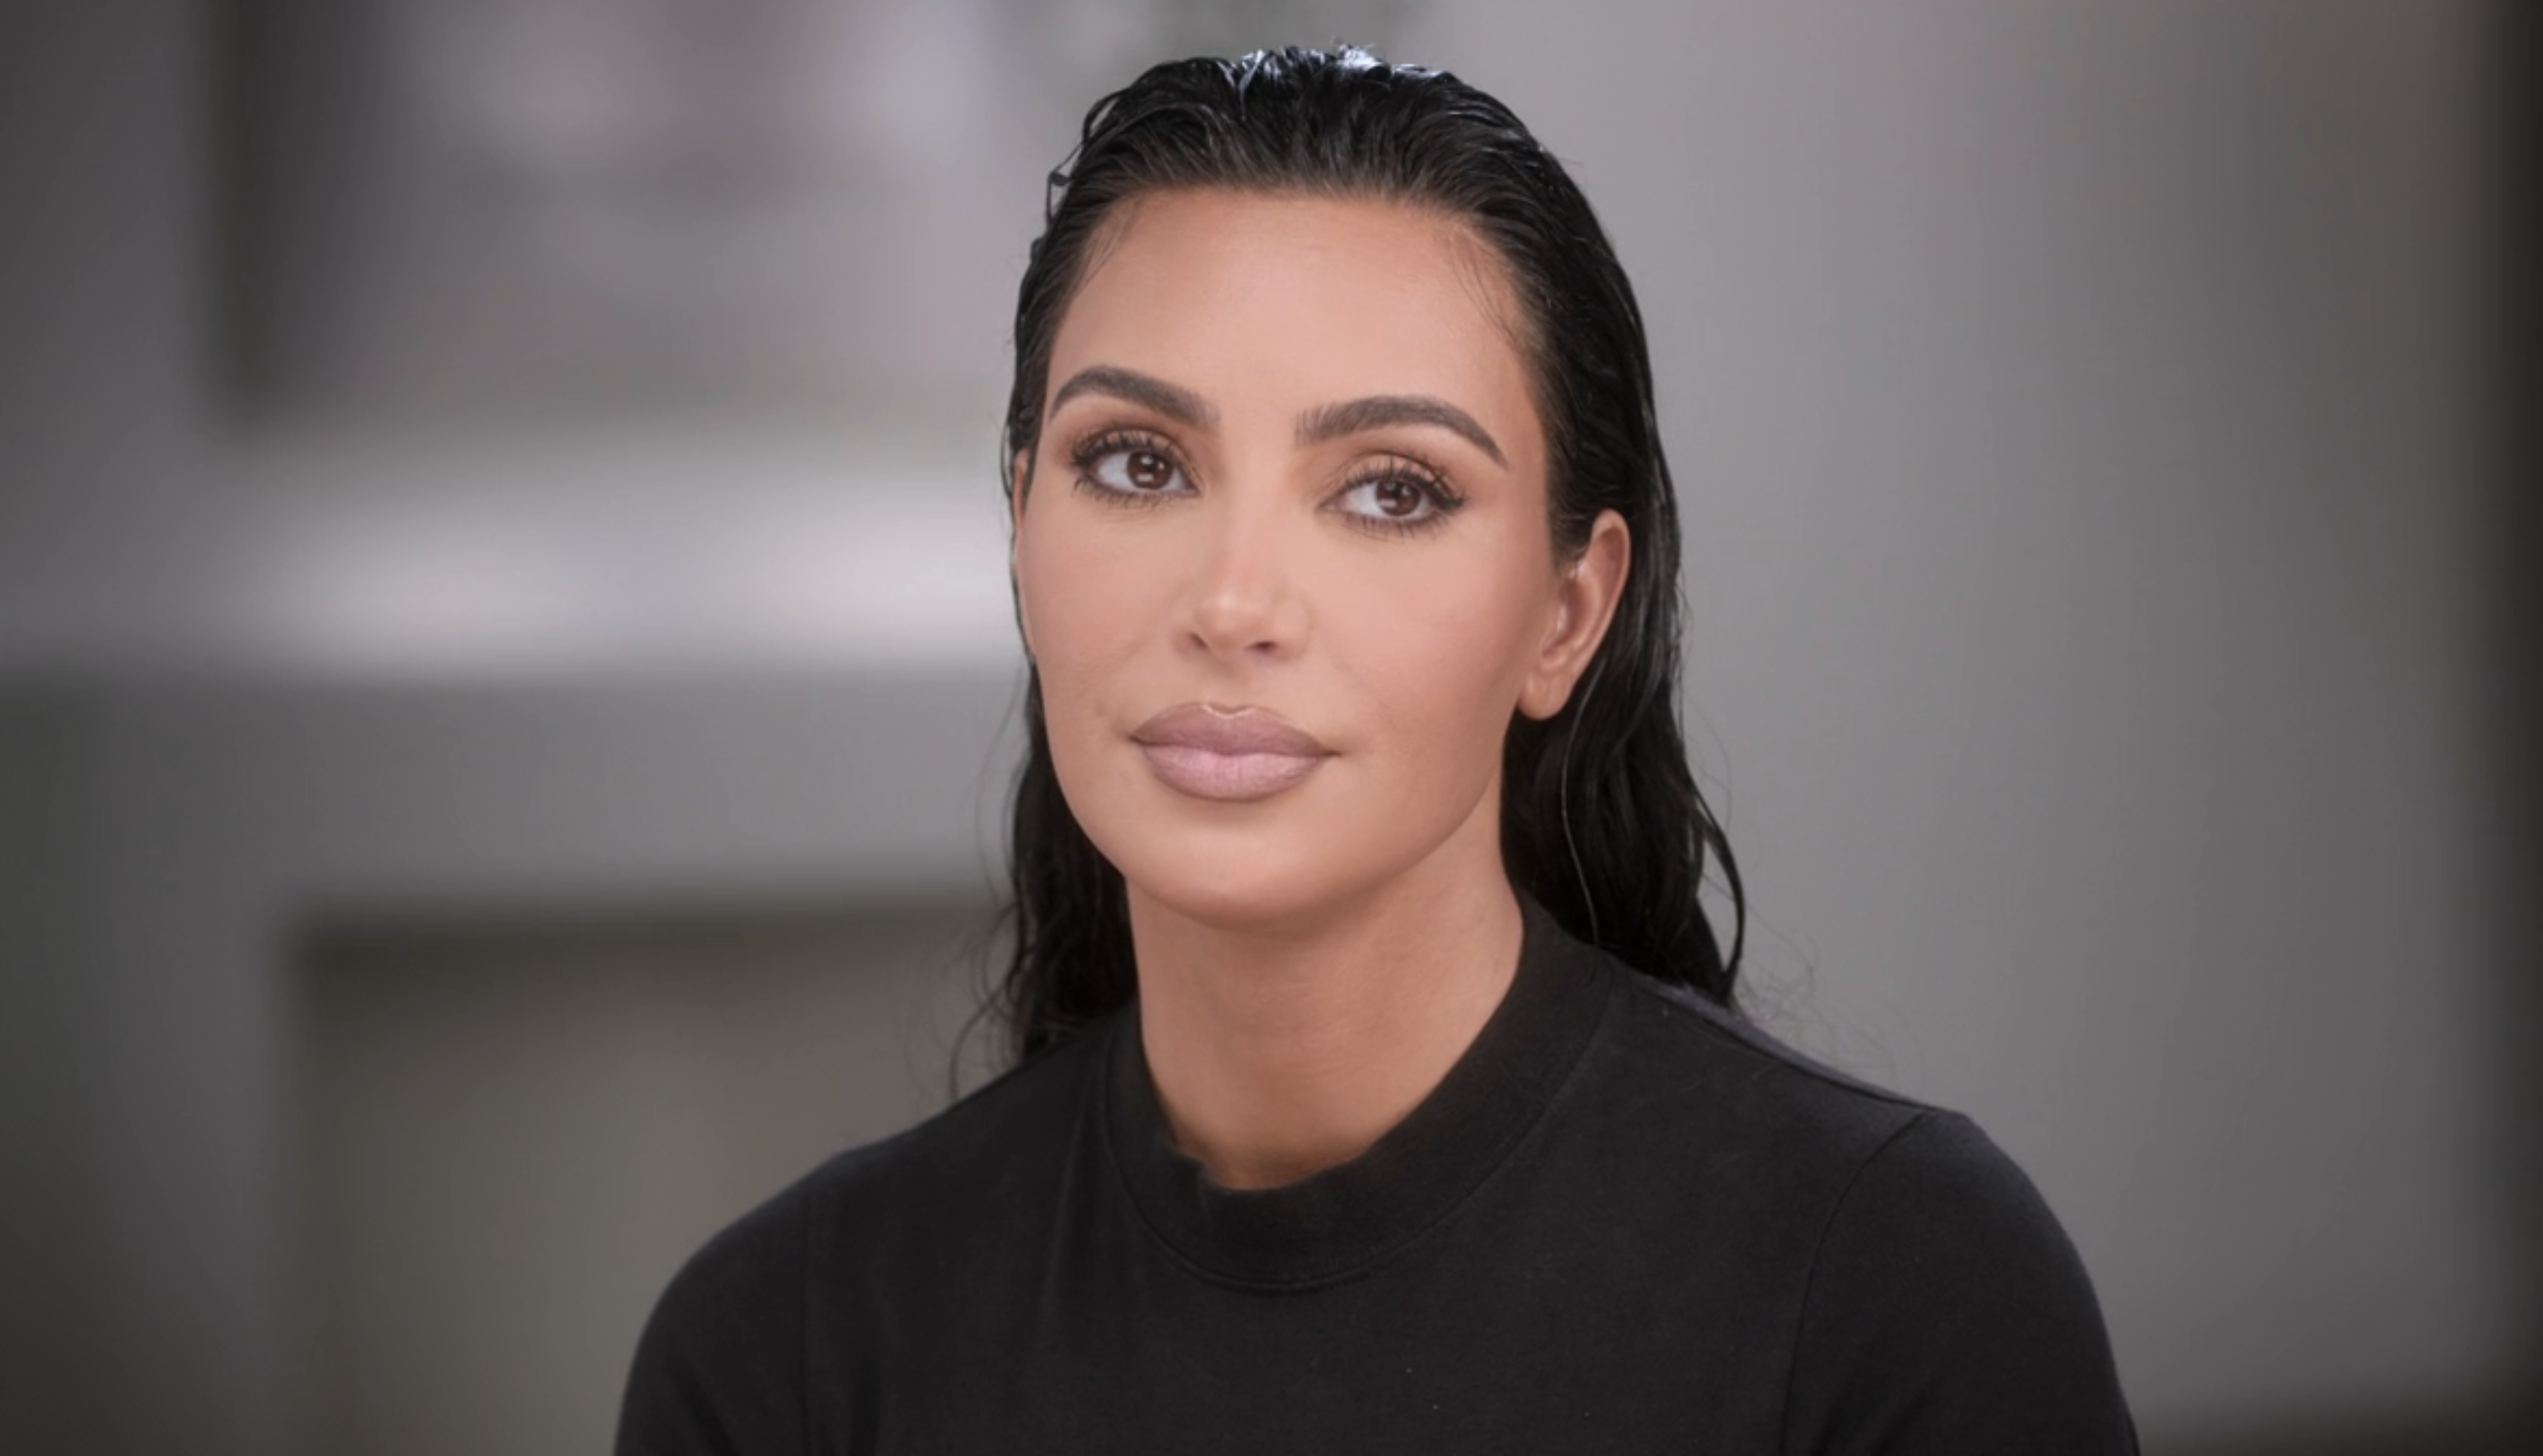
[1570, 964, 2135, 1447]
[1587, 963, 2094, 1283]
[1772, 1090, 2136, 1445]
[614, 1022, 1116, 1455]
[692, 1014, 1112, 1262]
[1584, 963, 1945, 1163]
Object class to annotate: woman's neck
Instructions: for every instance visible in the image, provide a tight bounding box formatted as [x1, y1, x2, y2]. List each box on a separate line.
[1129, 868, 1525, 1190]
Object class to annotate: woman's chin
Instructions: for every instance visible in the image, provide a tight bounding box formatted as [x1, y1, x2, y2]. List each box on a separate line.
[1116, 854, 1373, 938]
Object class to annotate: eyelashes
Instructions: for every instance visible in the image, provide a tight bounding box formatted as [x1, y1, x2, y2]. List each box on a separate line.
[1063, 427, 1466, 537]
[1068, 429, 1193, 503]
[1330, 466, 1462, 531]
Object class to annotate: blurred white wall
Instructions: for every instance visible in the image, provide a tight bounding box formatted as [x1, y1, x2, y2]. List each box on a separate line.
[0, 2, 2521, 1453]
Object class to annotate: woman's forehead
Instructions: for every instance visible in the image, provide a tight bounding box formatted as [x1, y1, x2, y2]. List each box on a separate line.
[1047, 189, 1540, 442]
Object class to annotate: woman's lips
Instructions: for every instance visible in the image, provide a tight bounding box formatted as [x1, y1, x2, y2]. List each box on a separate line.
[1130, 703, 1332, 801]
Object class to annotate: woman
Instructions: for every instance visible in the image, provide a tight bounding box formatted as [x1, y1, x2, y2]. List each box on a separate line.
[619, 47, 2135, 1452]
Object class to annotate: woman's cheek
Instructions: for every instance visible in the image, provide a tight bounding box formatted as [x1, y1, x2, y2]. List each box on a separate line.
[1345, 551, 1540, 721]
[1021, 516, 1148, 677]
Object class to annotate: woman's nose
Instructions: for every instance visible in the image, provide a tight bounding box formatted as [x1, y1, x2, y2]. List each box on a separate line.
[1182, 491, 1307, 661]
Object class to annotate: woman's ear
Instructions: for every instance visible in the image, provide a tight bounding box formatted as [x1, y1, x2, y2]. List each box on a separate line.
[1517, 510, 1629, 720]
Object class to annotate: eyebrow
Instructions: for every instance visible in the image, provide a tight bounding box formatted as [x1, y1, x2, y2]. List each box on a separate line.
[1048, 366, 1217, 430]
[1297, 395, 1506, 466]
[1048, 365, 1507, 468]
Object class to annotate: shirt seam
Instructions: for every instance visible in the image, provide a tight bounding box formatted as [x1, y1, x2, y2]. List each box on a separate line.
[1618, 970, 1934, 1113]
[1776, 1106, 1936, 1455]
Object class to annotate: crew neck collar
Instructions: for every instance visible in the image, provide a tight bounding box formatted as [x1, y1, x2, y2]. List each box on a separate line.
[1101, 896, 1616, 1289]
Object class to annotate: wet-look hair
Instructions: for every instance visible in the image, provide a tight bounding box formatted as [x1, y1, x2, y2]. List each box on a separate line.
[991, 45, 1744, 1062]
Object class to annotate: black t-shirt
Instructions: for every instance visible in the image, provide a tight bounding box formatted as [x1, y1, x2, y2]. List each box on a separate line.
[617, 901, 2137, 1453]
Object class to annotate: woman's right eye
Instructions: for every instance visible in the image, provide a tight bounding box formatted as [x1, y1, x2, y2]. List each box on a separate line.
[1077, 441, 1193, 500]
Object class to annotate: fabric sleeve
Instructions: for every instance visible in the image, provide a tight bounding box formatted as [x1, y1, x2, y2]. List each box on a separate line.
[1782, 1109, 2139, 1455]
[614, 1192, 809, 1456]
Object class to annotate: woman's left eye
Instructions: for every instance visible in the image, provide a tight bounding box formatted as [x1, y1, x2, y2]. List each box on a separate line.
[1333, 471, 1455, 527]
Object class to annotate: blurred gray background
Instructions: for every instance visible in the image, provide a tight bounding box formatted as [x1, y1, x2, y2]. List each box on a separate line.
[1, 2, 2529, 1453]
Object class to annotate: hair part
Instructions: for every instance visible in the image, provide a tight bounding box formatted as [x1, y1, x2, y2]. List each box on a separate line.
[990, 45, 1744, 1063]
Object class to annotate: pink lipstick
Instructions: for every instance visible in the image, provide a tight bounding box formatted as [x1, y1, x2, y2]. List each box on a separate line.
[1130, 703, 1332, 801]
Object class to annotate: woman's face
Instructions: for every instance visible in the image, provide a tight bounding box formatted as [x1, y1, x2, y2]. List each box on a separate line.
[1012, 189, 1625, 933]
